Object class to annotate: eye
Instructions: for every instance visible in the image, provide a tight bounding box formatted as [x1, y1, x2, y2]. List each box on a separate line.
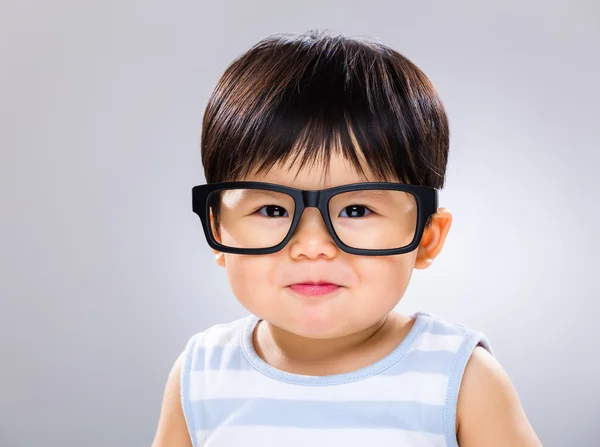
[339, 205, 372, 218]
[258, 205, 289, 218]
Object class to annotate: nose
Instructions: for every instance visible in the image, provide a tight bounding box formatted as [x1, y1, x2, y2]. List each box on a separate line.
[287, 207, 338, 260]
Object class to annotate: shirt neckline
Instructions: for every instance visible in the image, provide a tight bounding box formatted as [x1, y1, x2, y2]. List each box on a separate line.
[239, 311, 429, 386]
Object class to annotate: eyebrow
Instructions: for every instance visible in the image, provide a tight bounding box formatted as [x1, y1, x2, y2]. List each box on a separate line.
[337, 189, 395, 200]
[240, 189, 289, 199]
[221, 189, 293, 207]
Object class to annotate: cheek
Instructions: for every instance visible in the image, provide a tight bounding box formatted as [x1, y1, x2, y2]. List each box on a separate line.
[353, 253, 416, 301]
[224, 254, 277, 306]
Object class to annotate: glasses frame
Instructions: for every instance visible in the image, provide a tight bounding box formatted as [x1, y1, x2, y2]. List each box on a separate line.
[192, 181, 438, 256]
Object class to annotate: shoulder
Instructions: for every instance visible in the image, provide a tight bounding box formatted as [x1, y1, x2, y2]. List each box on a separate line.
[151, 317, 250, 447]
[151, 353, 193, 447]
[411, 312, 493, 353]
[186, 316, 250, 347]
[182, 316, 250, 362]
[414, 313, 541, 445]
[456, 345, 542, 446]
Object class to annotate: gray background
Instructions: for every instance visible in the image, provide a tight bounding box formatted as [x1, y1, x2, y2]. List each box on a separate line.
[1, 1, 598, 446]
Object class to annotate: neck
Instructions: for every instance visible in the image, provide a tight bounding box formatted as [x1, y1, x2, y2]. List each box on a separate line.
[255, 314, 394, 369]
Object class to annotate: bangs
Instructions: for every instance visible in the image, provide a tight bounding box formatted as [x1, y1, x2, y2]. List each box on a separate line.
[245, 101, 401, 183]
[201, 31, 449, 188]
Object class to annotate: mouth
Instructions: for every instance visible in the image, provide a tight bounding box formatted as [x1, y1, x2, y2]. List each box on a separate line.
[288, 282, 341, 297]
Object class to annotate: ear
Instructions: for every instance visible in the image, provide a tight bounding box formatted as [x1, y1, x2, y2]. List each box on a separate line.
[414, 208, 452, 270]
[209, 209, 226, 268]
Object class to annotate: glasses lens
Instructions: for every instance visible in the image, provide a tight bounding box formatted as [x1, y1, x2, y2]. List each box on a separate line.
[208, 188, 295, 249]
[328, 189, 418, 250]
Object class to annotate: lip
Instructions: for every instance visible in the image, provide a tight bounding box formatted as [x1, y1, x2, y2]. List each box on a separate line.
[288, 283, 341, 297]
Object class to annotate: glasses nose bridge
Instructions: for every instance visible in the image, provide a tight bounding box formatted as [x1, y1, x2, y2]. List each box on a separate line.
[299, 189, 328, 223]
[301, 190, 321, 209]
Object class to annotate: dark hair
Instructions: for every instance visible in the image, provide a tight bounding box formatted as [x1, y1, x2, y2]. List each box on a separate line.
[201, 29, 449, 189]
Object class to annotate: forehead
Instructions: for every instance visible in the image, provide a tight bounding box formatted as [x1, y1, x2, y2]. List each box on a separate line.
[243, 152, 380, 190]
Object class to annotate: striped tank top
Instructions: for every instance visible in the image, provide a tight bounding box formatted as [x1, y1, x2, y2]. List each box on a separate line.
[180, 311, 492, 447]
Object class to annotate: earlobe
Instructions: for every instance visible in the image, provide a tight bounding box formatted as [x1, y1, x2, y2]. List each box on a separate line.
[213, 250, 226, 268]
[414, 208, 452, 270]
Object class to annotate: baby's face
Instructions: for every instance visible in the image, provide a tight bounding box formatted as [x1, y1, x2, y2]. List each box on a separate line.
[214, 153, 428, 339]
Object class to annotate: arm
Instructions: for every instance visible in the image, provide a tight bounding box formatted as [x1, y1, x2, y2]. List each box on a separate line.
[457, 346, 543, 447]
[151, 353, 194, 447]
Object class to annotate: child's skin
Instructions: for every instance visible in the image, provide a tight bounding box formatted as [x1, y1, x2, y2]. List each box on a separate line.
[152, 150, 542, 447]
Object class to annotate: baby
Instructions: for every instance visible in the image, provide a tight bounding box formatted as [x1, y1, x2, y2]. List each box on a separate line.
[152, 30, 542, 447]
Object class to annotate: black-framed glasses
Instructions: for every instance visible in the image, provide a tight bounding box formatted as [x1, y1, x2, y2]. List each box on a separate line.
[191, 181, 438, 256]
